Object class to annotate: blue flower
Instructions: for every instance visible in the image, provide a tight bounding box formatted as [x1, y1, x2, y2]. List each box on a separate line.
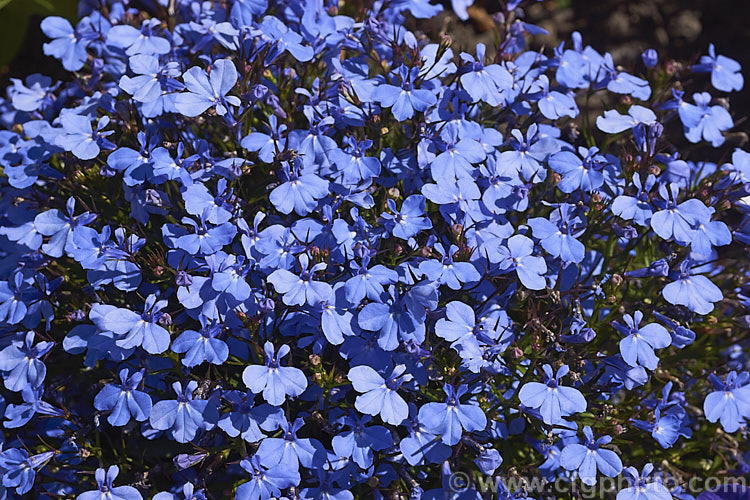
[93, 368, 152, 426]
[216, 390, 268, 443]
[614, 311, 671, 370]
[418, 384, 487, 445]
[331, 414, 393, 468]
[631, 411, 681, 449]
[616, 464, 672, 500]
[348, 364, 412, 425]
[4, 385, 64, 428]
[662, 260, 723, 315]
[269, 163, 329, 216]
[55, 114, 115, 160]
[703, 371, 750, 432]
[560, 426, 622, 486]
[497, 234, 547, 290]
[101, 294, 171, 354]
[597, 105, 657, 134]
[459, 43, 513, 106]
[255, 418, 325, 472]
[33, 196, 97, 258]
[78, 465, 143, 500]
[242, 342, 307, 406]
[149, 380, 218, 443]
[642, 49, 658, 68]
[549, 146, 616, 193]
[373, 66, 437, 121]
[519, 364, 586, 425]
[107, 19, 170, 56]
[235, 456, 300, 500]
[528, 204, 586, 263]
[692, 44, 743, 93]
[419, 243, 481, 290]
[678, 92, 733, 147]
[0, 331, 53, 392]
[0, 449, 55, 495]
[171, 318, 229, 367]
[267, 254, 332, 306]
[119, 55, 183, 117]
[611, 173, 657, 227]
[381, 194, 433, 240]
[174, 59, 241, 117]
[41, 16, 96, 71]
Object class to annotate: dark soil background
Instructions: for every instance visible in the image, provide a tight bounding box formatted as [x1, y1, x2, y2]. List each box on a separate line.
[2, 0, 749, 126]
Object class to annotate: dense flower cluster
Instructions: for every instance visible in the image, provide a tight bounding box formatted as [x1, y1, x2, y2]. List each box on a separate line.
[0, 0, 748, 498]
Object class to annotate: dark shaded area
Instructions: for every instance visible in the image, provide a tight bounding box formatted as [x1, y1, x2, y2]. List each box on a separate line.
[0, 14, 67, 89]
[526, 0, 750, 117]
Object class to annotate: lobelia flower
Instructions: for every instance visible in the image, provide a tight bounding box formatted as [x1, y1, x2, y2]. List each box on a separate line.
[527, 203, 586, 263]
[419, 243, 481, 290]
[631, 410, 682, 449]
[418, 384, 487, 445]
[269, 161, 329, 216]
[497, 234, 547, 290]
[519, 364, 587, 425]
[549, 146, 616, 193]
[0, 449, 54, 494]
[662, 260, 723, 315]
[381, 195, 433, 240]
[149, 380, 219, 443]
[93, 368, 152, 427]
[430, 122, 486, 183]
[216, 390, 267, 443]
[242, 342, 307, 406]
[348, 364, 412, 425]
[55, 114, 115, 160]
[614, 311, 671, 370]
[692, 44, 743, 93]
[531, 75, 579, 120]
[106, 18, 171, 56]
[678, 92, 733, 147]
[357, 286, 422, 351]
[267, 253, 332, 306]
[499, 124, 560, 181]
[331, 414, 393, 469]
[611, 173, 657, 226]
[255, 418, 325, 471]
[344, 255, 399, 305]
[475, 448, 503, 475]
[616, 464, 672, 500]
[560, 426, 623, 486]
[119, 54, 183, 117]
[171, 318, 229, 367]
[642, 48, 658, 68]
[330, 137, 382, 185]
[459, 43, 513, 106]
[34, 196, 97, 258]
[174, 59, 241, 117]
[235, 456, 300, 500]
[400, 407, 452, 466]
[4, 385, 64, 428]
[373, 66, 437, 121]
[0, 331, 53, 392]
[596, 105, 657, 135]
[77, 465, 143, 500]
[703, 371, 750, 432]
[0, 272, 33, 324]
[153, 482, 206, 500]
[650, 183, 712, 245]
[101, 294, 171, 354]
[41, 16, 96, 71]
